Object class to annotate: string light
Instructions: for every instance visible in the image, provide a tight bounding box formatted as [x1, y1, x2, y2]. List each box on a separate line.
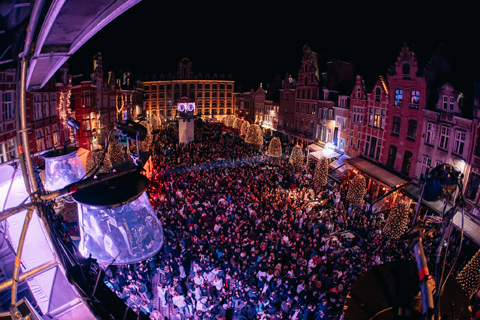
[139, 120, 153, 151]
[313, 157, 329, 188]
[267, 137, 282, 157]
[226, 115, 236, 128]
[346, 174, 366, 207]
[457, 249, 480, 299]
[108, 137, 125, 166]
[289, 145, 304, 169]
[240, 121, 250, 137]
[383, 199, 411, 240]
[86, 149, 112, 176]
[233, 118, 242, 130]
[245, 124, 263, 145]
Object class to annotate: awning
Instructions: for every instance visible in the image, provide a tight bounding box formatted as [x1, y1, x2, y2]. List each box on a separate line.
[402, 184, 452, 216]
[344, 157, 407, 188]
[452, 211, 480, 245]
[330, 154, 350, 171]
[310, 150, 341, 160]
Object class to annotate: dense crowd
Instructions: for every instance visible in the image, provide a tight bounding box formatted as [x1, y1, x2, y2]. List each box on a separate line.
[101, 121, 479, 320]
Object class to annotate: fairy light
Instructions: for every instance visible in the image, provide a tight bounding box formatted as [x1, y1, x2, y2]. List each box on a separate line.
[240, 121, 250, 137]
[233, 118, 242, 130]
[86, 149, 112, 176]
[457, 249, 480, 299]
[245, 124, 263, 145]
[313, 156, 329, 188]
[267, 137, 282, 157]
[289, 145, 304, 169]
[346, 174, 366, 207]
[108, 137, 125, 165]
[383, 199, 411, 240]
[140, 120, 153, 151]
[226, 115, 236, 128]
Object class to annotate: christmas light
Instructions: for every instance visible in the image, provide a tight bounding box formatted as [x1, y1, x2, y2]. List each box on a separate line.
[457, 249, 480, 299]
[139, 120, 153, 151]
[240, 121, 250, 137]
[383, 199, 411, 240]
[86, 149, 112, 176]
[267, 137, 282, 157]
[108, 137, 125, 166]
[313, 157, 329, 188]
[245, 124, 263, 145]
[289, 145, 304, 169]
[346, 174, 366, 207]
[226, 115, 236, 128]
[233, 118, 242, 130]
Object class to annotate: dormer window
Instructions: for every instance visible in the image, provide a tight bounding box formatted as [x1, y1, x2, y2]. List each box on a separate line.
[403, 63, 411, 79]
[356, 87, 361, 99]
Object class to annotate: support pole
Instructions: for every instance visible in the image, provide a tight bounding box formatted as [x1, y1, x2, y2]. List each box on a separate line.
[412, 237, 435, 320]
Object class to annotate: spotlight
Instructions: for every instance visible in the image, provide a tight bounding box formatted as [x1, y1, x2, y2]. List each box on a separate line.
[423, 164, 460, 202]
[113, 120, 147, 141]
[66, 117, 80, 130]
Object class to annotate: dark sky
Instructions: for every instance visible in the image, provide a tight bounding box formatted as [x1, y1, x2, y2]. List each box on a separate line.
[70, 0, 480, 91]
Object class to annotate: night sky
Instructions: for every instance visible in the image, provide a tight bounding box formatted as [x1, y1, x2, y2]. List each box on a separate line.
[70, 0, 480, 91]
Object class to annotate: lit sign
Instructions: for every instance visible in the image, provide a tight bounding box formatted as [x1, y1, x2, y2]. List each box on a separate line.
[177, 102, 195, 113]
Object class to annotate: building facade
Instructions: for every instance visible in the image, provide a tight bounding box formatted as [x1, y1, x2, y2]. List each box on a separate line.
[144, 58, 234, 121]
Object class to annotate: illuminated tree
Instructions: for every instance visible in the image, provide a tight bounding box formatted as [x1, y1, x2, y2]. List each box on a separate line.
[240, 121, 250, 137]
[289, 145, 304, 169]
[226, 115, 236, 128]
[383, 199, 411, 240]
[346, 174, 366, 207]
[245, 124, 263, 145]
[86, 149, 112, 176]
[267, 137, 282, 157]
[457, 249, 480, 299]
[233, 118, 242, 130]
[313, 157, 329, 188]
[140, 120, 153, 151]
[108, 137, 126, 166]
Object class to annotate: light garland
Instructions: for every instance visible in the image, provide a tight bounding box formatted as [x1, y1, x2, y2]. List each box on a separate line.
[108, 137, 125, 165]
[240, 121, 250, 136]
[233, 118, 242, 130]
[289, 145, 304, 169]
[58, 89, 72, 141]
[457, 249, 480, 299]
[140, 120, 153, 151]
[382, 199, 411, 239]
[245, 124, 263, 145]
[346, 174, 366, 207]
[86, 149, 112, 176]
[226, 115, 236, 128]
[267, 137, 282, 157]
[313, 157, 329, 188]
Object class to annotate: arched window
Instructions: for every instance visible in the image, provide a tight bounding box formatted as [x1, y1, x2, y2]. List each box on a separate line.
[407, 119, 417, 140]
[387, 145, 397, 168]
[401, 150, 413, 175]
[403, 63, 410, 79]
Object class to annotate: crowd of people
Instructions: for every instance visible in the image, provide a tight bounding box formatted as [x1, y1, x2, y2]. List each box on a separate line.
[101, 121, 479, 320]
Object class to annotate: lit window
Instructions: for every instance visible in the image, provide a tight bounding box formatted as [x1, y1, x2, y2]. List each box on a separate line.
[410, 91, 420, 109]
[394, 89, 403, 106]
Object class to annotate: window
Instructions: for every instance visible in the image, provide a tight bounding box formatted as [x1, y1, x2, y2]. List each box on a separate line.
[375, 88, 381, 102]
[403, 63, 410, 79]
[386, 145, 397, 168]
[443, 96, 448, 110]
[410, 91, 420, 109]
[450, 97, 455, 111]
[4, 91, 14, 120]
[392, 116, 401, 136]
[439, 126, 450, 150]
[356, 87, 361, 99]
[349, 130, 354, 147]
[373, 109, 380, 128]
[421, 156, 432, 177]
[7, 138, 16, 160]
[407, 120, 417, 140]
[0, 143, 6, 163]
[327, 128, 332, 142]
[401, 150, 413, 175]
[454, 131, 466, 155]
[34, 101, 42, 121]
[394, 89, 403, 106]
[426, 123, 436, 144]
[35, 130, 44, 152]
[44, 102, 50, 118]
[466, 173, 480, 201]
[342, 117, 347, 130]
[365, 136, 380, 160]
[45, 127, 52, 148]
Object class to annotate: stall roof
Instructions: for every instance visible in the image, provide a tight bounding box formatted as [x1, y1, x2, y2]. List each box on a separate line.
[344, 157, 407, 188]
[403, 184, 453, 216]
[452, 211, 480, 246]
